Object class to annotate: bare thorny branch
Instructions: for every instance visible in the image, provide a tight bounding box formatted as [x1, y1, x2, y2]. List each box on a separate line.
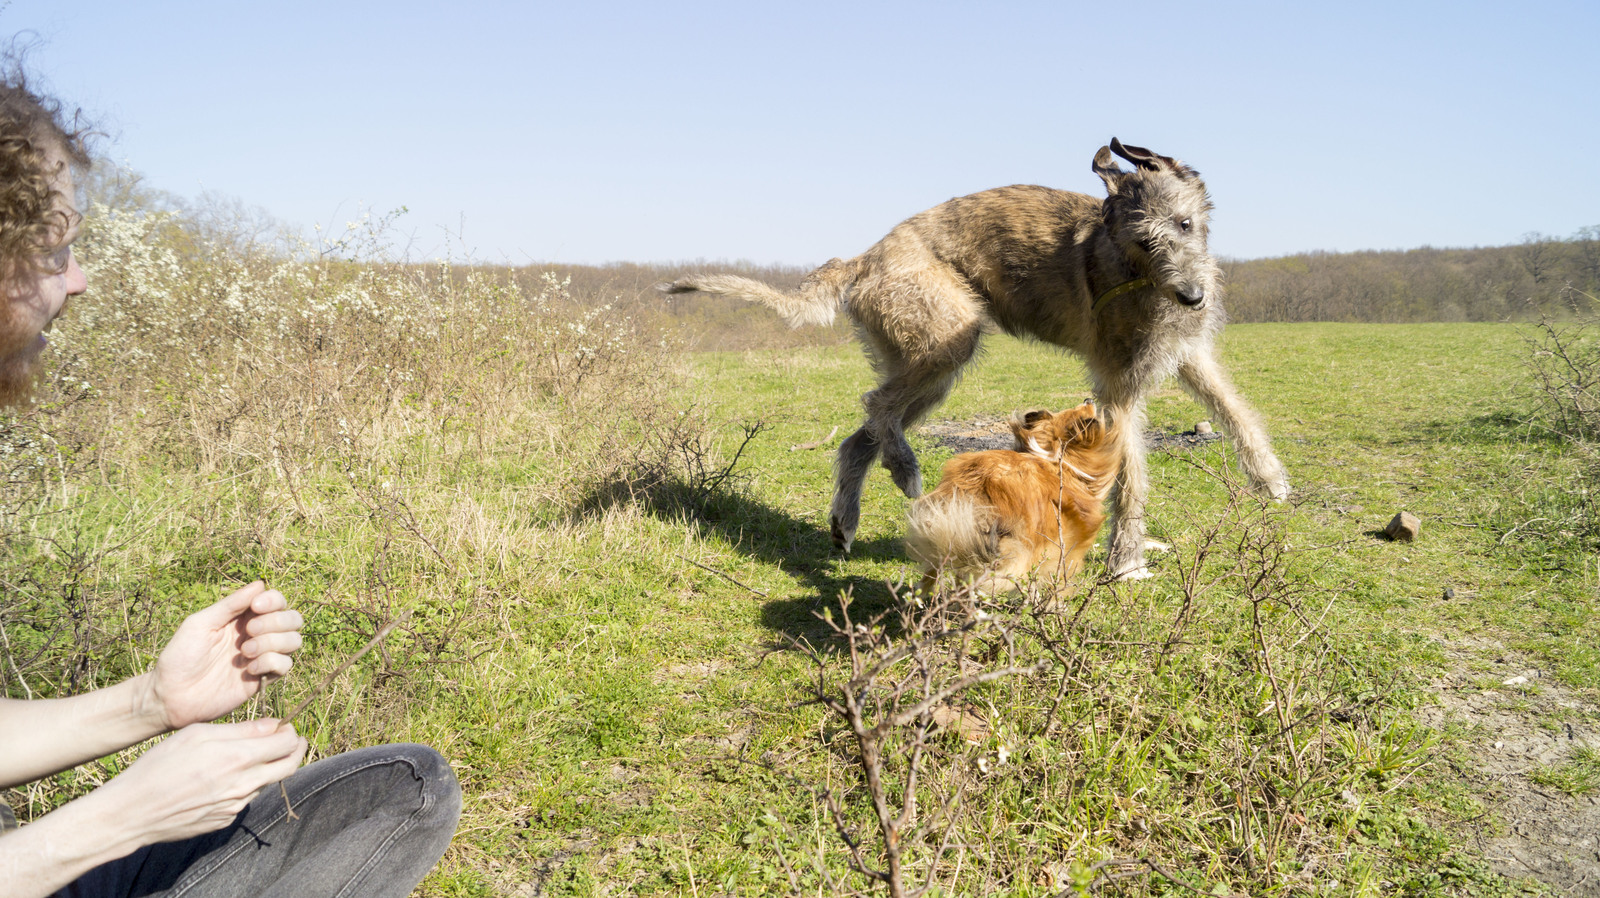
[763, 456, 1375, 895]
[785, 581, 1060, 898]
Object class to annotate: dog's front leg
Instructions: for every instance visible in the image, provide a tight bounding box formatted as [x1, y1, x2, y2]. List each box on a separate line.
[1177, 353, 1289, 500]
[1104, 398, 1154, 581]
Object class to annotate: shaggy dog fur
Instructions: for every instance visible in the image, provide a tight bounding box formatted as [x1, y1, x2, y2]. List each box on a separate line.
[906, 401, 1117, 594]
[663, 139, 1288, 579]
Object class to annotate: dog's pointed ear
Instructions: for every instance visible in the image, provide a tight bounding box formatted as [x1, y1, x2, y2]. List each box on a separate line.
[1056, 403, 1104, 442]
[1010, 409, 1052, 445]
[1110, 138, 1169, 172]
[1011, 408, 1049, 429]
[1093, 145, 1127, 193]
[1111, 138, 1198, 179]
[1008, 411, 1028, 441]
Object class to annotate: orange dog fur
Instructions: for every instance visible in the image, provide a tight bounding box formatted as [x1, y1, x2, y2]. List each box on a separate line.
[906, 401, 1119, 593]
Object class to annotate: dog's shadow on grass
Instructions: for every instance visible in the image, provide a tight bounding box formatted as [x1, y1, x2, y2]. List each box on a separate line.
[1405, 411, 1561, 447]
[574, 477, 907, 648]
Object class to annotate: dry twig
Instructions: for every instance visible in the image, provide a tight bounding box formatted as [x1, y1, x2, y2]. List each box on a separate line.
[677, 553, 769, 598]
[276, 608, 414, 818]
[790, 425, 839, 452]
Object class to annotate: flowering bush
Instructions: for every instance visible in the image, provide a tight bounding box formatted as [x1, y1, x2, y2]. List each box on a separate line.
[9, 205, 675, 489]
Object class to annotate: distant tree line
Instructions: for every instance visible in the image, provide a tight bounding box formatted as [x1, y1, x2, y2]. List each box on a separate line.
[530, 228, 1600, 351]
[1221, 227, 1600, 323]
[81, 161, 1596, 346]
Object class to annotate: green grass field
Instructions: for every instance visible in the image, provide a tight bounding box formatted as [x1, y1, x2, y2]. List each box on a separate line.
[411, 322, 1595, 895]
[6, 309, 1596, 896]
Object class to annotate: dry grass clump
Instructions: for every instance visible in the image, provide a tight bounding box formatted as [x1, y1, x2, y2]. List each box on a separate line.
[1526, 300, 1600, 444]
[51, 205, 675, 494]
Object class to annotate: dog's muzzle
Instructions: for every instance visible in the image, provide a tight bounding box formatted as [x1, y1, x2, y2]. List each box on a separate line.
[1174, 286, 1206, 308]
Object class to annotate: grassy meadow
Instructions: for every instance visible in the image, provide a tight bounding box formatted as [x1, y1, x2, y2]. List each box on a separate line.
[1, 210, 1596, 897]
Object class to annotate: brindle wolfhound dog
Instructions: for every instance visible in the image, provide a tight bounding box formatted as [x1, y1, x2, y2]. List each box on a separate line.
[662, 139, 1289, 580]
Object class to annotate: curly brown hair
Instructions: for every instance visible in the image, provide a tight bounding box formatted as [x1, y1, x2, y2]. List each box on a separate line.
[0, 55, 91, 404]
[0, 58, 90, 292]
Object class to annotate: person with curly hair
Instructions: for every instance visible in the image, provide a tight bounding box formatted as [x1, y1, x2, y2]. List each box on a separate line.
[0, 62, 461, 898]
[0, 63, 88, 406]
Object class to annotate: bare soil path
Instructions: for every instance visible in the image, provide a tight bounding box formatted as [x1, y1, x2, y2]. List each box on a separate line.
[1418, 637, 1600, 895]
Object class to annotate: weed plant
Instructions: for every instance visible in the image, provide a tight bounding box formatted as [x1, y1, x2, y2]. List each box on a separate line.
[1514, 296, 1600, 556]
[758, 465, 1453, 896]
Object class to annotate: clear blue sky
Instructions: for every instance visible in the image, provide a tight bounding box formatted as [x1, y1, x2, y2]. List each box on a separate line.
[5, 1, 1597, 266]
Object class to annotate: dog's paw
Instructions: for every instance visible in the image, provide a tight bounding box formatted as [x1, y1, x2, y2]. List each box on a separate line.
[975, 575, 1025, 598]
[888, 467, 923, 499]
[1250, 471, 1291, 502]
[1111, 565, 1156, 582]
[830, 518, 855, 554]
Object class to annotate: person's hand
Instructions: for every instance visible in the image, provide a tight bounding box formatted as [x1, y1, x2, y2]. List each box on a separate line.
[95, 719, 306, 845]
[147, 582, 304, 730]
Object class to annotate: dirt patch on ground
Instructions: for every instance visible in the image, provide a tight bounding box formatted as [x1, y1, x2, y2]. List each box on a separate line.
[1418, 636, 1600, 893]
[921, 417, 1222, 455]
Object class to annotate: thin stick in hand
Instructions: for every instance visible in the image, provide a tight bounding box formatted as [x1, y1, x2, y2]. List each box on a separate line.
[276, 608, 413, 819]
[279, 608, 413, 727]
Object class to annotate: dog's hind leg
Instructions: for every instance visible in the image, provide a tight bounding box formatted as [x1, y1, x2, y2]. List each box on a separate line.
[830, 257, 982, 552]
[1103, 397, 1155, 581]
[830, 365, 964, 553]
[871, 365, 963, 500]
[829, 425, 880, 552]
[898, 367, 962, 431]
[1177, 352, 1289, 500]
[827, 375, 927, 555]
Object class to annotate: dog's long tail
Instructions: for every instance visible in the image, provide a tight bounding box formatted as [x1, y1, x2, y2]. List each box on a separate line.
[1079, 419, 1125, 506]
[905, 491, 1001, 574]
[657, 257, 858, 328]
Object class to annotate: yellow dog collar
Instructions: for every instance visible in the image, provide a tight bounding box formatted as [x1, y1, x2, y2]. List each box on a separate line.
[1092, 277, 1152, 312]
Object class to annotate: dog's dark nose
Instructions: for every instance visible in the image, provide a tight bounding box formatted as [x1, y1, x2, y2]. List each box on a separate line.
[1175, 286, 1205, 307]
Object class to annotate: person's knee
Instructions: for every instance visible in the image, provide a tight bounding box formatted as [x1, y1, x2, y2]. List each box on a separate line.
[396, 744, 461, 834]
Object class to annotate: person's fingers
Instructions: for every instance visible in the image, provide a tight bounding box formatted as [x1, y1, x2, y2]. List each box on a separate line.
[240, 621, 302, 646]
[248, 588, 288, 616]
[178, 718, 277, 741]
[193, 718, 298, 749]
[237, 729, 306, 798]
[256, 738, 309, 787]
[228, 727, 304, 772]
[186, 581, 268, 629]
[244, 650, 295, 678]
[242, 629, 303, 658]
[243, 609, 303, 640]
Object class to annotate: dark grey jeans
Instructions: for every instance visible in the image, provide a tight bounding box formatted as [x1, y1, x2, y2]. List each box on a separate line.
[58, 743, 461, 898]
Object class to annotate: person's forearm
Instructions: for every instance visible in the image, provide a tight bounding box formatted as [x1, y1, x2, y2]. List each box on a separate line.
[0, 673, 166, 788]
[0, 785, 148, 898]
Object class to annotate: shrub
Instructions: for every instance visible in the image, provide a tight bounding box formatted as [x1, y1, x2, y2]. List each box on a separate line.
[1510, 295, 1600, 554]
[0, 200, 731, 815]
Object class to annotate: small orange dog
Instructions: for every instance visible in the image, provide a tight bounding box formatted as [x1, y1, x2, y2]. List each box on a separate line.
[906, 401, 1119, 594]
